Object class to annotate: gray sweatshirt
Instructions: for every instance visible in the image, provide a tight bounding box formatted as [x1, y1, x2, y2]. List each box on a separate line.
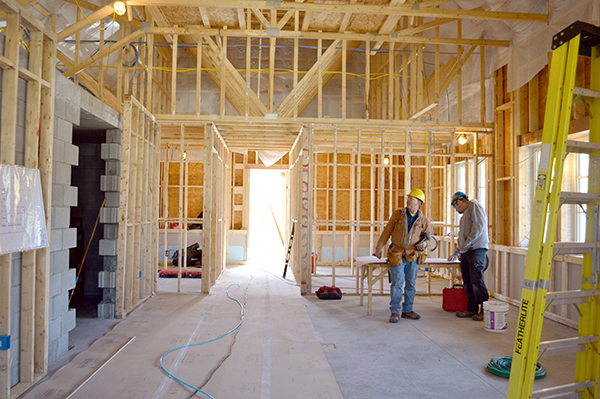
[455, 199, 489, 256]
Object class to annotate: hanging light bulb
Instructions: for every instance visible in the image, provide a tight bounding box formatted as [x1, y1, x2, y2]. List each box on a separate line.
[457, 133, 468, 145]
[182, 150, 187, 160]
[113, 1, 126, 16]
[383, 155, 390, 166]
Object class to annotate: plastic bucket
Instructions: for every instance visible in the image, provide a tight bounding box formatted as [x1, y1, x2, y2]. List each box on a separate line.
[483, 300, 509, 333]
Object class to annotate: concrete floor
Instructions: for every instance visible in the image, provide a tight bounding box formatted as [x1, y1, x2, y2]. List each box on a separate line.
[20, 260, 578, 399]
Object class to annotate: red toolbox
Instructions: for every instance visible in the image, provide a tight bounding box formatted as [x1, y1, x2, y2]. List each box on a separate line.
[442, 284, 468, 312]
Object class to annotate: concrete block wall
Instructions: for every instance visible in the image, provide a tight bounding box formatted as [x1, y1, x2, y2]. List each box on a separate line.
[98, 129, 122, 319]
[48, 74, 81, 363]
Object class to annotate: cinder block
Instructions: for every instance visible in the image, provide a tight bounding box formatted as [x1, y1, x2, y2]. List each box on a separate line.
[98, 271, 116, 288]
[54, 97, 67, 121]
[97, 302, 115, 319]
[103, 256, 118, 272]
[52, 184, 64, 206]
[103, 224, 118, 240]
[106, 129, 122, 144]
[53, 162, 72, 185]
[101, 143, 121, 160]
[61, 308, 76, 334]
[53, 138, 65, 163]
[50, 229, 63, 252]
[56, 73, 81, 105]
[100, 175, 119, 192]
[64, 143, 79, 166]
[65, 100, 80, 125]
[64, 186, 78, 207]
[55, 117, 73, 143]
[51, 292, 68, 319]
[62, 268, 76, 291]
[104, 192, 120, 207]
[50, 273, 62, 297]
[99, 239, 117, 256]
[50, 250, 70, 274]
[104, 160, 121, 176]
[51, 206, 70, 229]
[48, 317, 61, 343]
[11, 260, 20, 288]
[63, 228, 77, 250]
[10, 288, 20, 316]
[100, 207, 119, 224]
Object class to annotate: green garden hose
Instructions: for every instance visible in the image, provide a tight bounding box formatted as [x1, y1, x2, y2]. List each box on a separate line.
[485, 356, 547, 379]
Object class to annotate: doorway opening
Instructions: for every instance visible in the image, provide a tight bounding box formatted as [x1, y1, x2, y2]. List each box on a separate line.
[248, 169, 288, 262]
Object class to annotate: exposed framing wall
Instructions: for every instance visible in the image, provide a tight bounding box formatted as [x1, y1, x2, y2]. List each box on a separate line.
[0, 0, 56, 396]
[202, 123, 232, 293]
[114, 97, 160, 318]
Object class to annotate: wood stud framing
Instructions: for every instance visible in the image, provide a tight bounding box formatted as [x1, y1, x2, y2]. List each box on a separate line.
[3, 2, 596, 392]
[115, 97, 160, 318]
[0, 0, 56, 396]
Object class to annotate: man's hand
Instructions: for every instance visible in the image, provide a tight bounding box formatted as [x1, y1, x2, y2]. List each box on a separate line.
[448, 254, 458, 262]
[375, 248, 382, 258]
[415, 241, 427, 251]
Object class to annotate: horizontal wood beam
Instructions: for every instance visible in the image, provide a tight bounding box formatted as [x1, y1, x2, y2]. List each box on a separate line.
[149, 26, 510, 47]
[126, 1, 548, 23]
[519, 116, 590, 147]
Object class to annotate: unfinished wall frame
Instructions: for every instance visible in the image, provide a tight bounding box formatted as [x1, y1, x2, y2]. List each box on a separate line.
[115, 96, 160, 318]
[0, 0, 56, 396]
[309, 123, 491, 292]
[202, 123, 232, 293]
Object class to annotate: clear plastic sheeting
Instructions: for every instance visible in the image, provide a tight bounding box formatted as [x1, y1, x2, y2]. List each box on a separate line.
[258, 151, 287, 167]
[0, 164, 49, 255]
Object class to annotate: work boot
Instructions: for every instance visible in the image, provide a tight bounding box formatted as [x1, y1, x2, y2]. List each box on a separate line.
[401, 311, 421, 320]
[389, 313, 400, 323]
[456, 310, 474, 318]
[471, 312, 484, 321]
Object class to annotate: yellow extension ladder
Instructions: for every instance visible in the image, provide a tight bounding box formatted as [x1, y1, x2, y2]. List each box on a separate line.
[507, 22, 600, 399]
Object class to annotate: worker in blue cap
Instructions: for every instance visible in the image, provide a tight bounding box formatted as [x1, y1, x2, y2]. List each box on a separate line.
[448, 192, 490, 321]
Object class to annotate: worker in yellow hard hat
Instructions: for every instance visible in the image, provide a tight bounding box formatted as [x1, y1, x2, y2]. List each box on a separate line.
[375, 188, 432, 323]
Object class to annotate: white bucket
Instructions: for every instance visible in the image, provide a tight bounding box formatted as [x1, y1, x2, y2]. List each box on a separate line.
[483, 300, 509, 333]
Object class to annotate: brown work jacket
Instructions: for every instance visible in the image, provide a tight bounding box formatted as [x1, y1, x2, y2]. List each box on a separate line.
[376, 208, 431, 264]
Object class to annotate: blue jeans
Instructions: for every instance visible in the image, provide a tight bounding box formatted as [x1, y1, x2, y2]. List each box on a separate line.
[389, 260, 419, 314]
[460, 248, 489, 314]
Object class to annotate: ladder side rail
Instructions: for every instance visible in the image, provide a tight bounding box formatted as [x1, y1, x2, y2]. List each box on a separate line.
[522, 36, 582, 398]
[575, 43, 600, 398]
[507, 40, 573, 399]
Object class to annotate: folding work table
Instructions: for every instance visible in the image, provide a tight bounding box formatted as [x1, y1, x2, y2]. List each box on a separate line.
[355, 255, 461, 315]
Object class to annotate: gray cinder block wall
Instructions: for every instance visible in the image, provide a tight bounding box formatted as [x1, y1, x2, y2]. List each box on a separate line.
[48, 73, 80, 363]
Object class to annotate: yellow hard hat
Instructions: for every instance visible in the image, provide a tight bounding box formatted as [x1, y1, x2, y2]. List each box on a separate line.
[408, 188, 425, 204]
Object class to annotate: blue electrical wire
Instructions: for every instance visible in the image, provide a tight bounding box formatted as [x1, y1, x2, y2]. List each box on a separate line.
[158, 282, 246, 399]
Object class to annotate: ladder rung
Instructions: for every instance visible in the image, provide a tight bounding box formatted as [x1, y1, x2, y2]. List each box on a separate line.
[566, 140, 600, 154]
[560, 191, 600, 205]
[574, 86, 600, 99]
[538, 335, 598, 357]
[532, 381, 595, 398]
[553, 242, 600, 255]
[546, 289, 600, 306]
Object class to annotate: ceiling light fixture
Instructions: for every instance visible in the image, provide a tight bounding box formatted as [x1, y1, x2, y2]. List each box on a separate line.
[383, 155, 390, 166]
[457, 133, 468, 145]
[114, 1, 126, 16]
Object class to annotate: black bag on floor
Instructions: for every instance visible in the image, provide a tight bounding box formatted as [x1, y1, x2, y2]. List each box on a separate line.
[316, 286, 342, 300]
[172, 243, 202, 267]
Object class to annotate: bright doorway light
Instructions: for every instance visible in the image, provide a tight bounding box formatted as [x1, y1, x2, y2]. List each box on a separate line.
[248, 169, 287, 261]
